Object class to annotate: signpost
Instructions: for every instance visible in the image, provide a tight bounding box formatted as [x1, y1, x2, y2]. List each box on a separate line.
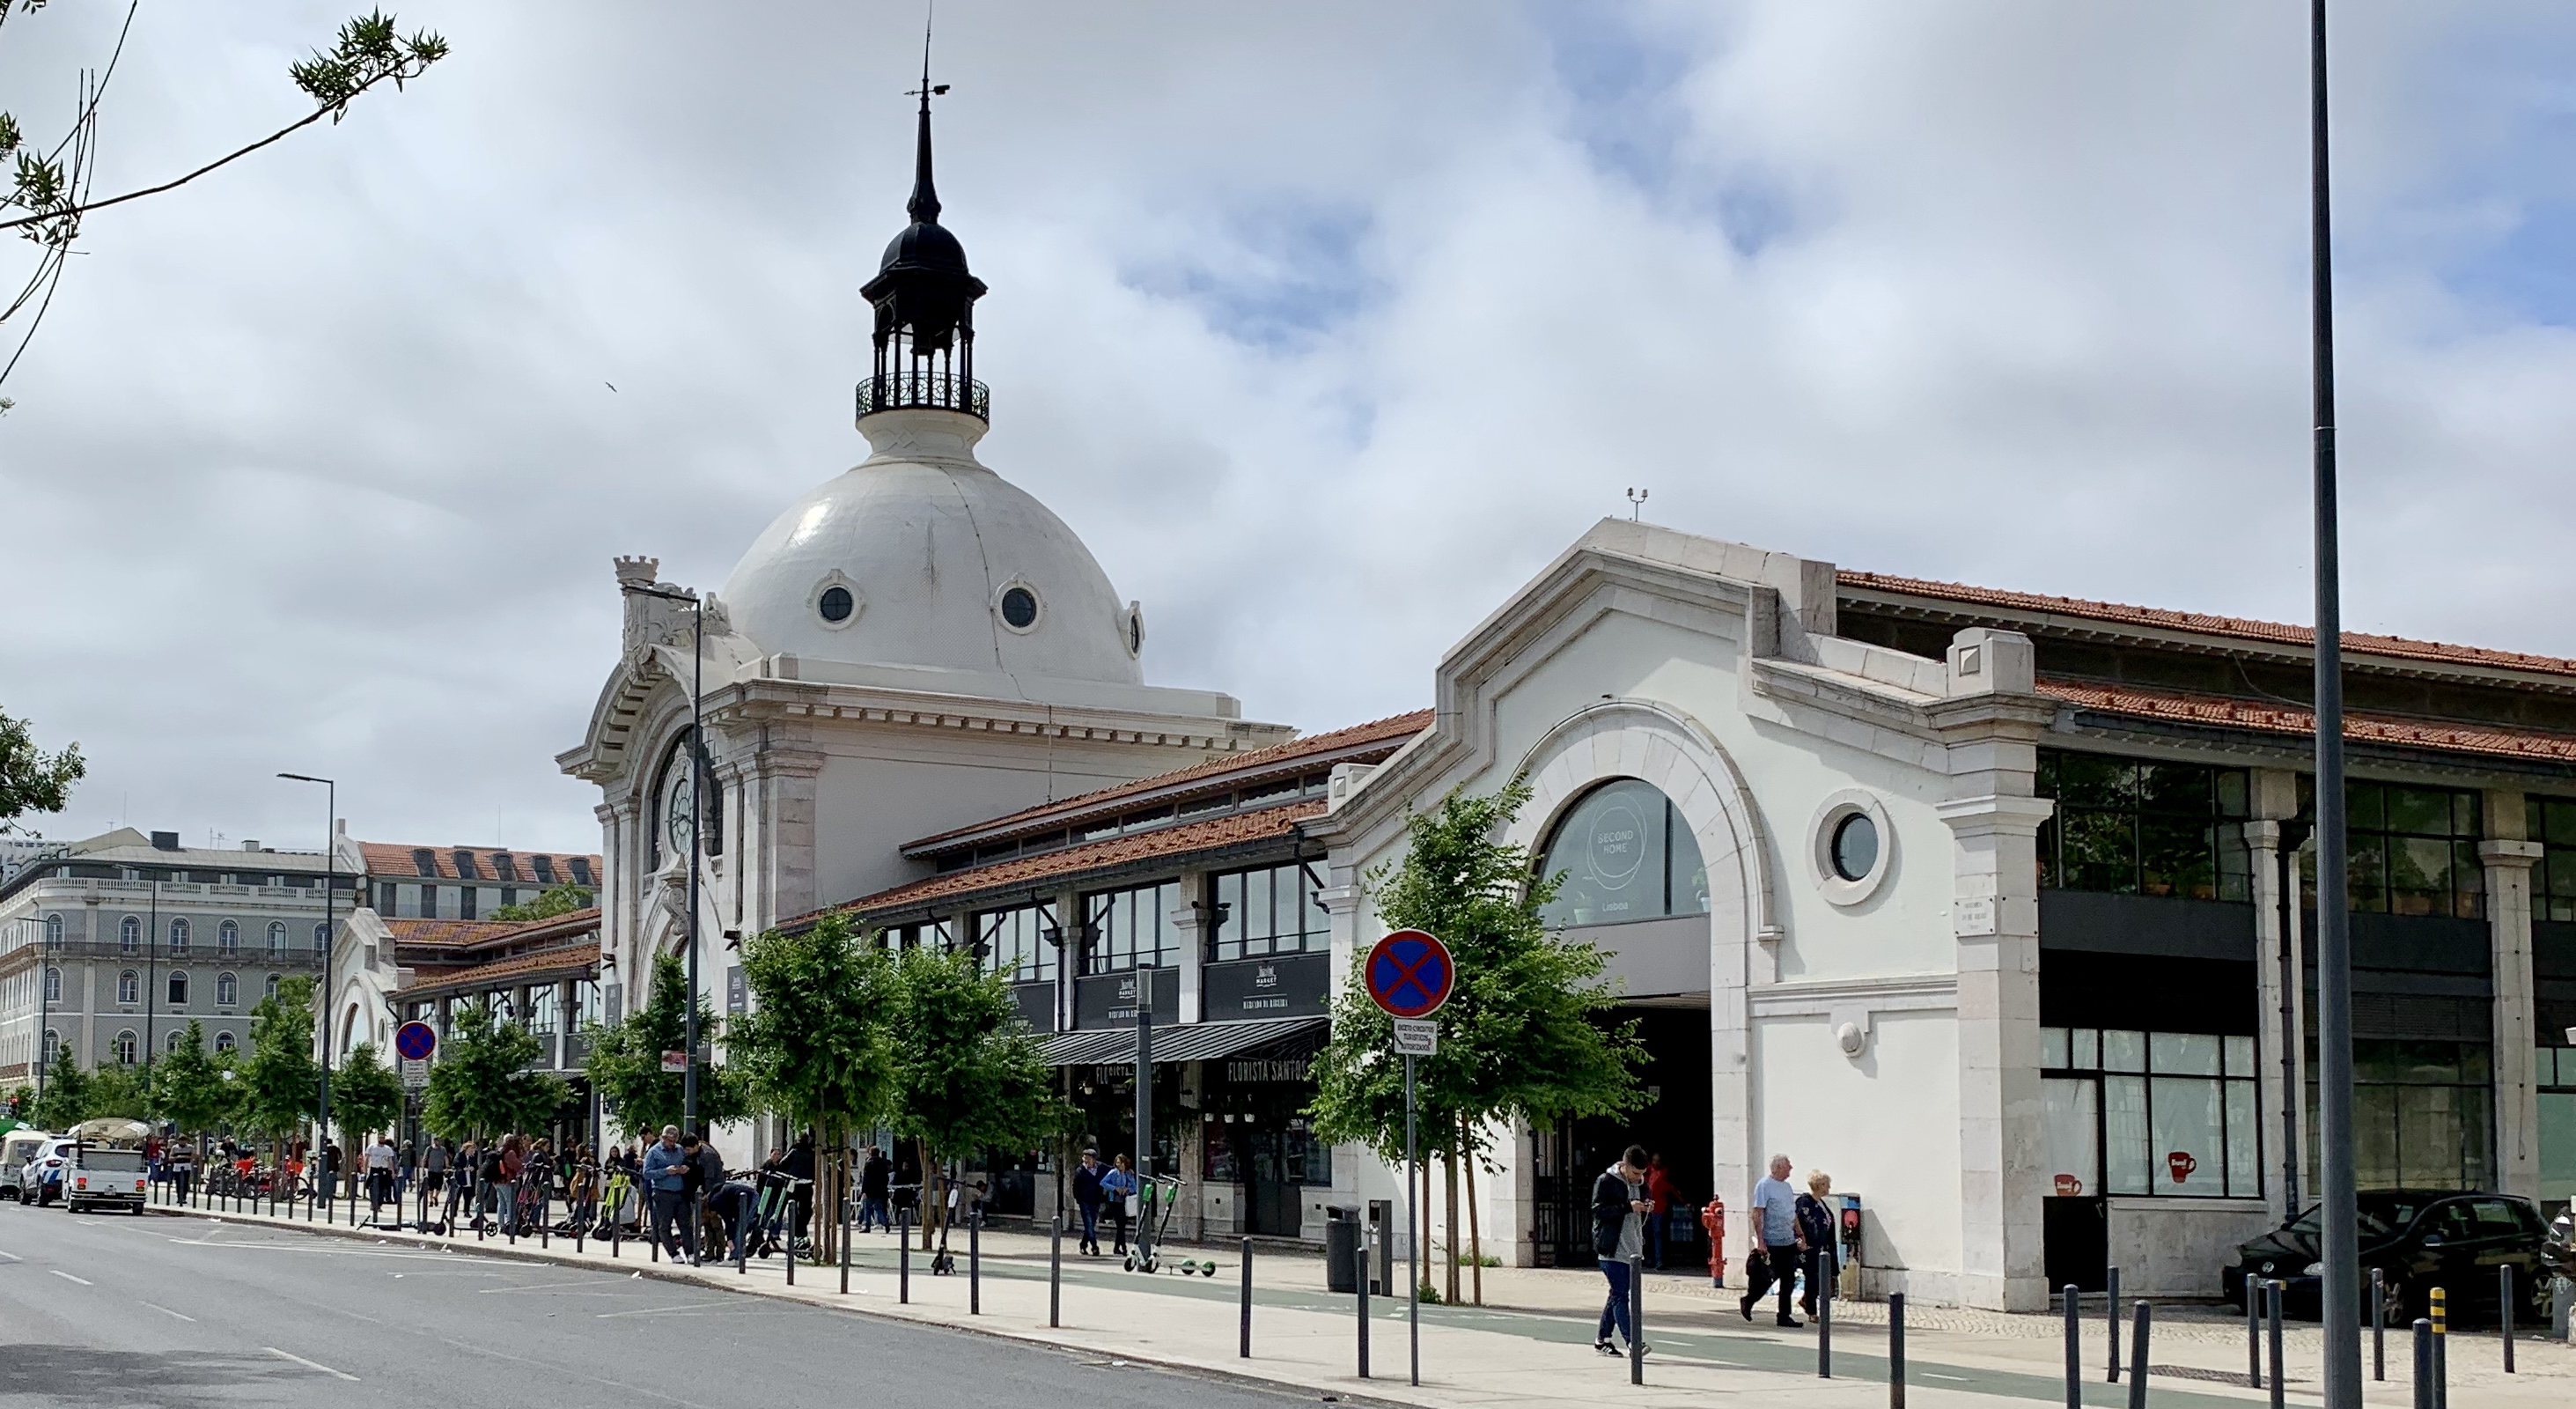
[394, 1022, 435, 1089]
[660, 1050, 689, 1074]
[1365, 928, 1454, 1391]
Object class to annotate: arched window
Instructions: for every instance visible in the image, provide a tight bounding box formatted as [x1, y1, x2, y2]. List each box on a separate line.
[265, 975, 281, 1000]
[268, 921, 287, 955]
[43, 913, 62, 948]
[112, 1030, 137, 1066]
[169, 917, 190, 952]
[166, 1029, 187, 1055]
[41, 1029, 58, 1061]
[214, 1030, 238, 1053]
[43, 967, 62, 1002]
[117, 970, 140, 1004]
[119, 915, 141, 953]
[219, 919, 239, 954]
[313, 922, 329, 952]
[1536, 778, 1711, 927]
[167, 970, 189, 1006]
[217, 972, 239, 1006]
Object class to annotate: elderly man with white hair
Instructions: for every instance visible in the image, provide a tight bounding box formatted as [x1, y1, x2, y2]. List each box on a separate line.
[1739, 1153, 1807, 1326]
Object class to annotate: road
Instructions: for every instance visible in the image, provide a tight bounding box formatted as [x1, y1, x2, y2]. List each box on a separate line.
[0, 1205, 1319, 1409]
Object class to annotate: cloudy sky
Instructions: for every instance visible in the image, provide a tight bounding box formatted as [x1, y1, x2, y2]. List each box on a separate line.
[3, 2, 2573, 857]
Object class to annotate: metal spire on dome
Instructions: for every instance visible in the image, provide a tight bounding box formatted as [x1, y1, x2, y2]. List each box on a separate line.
[903, 10, 946, 225]
[858, 3, 988, 424]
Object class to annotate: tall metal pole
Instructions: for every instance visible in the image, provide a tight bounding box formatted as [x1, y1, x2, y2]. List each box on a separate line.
[144, 881, 159, 1084]
[1134, 970, 1152, 1266]
[684, 594, 702, 1138]
[2307, 4, 2360, 1405]
[1404, 1052, 1419, 1387]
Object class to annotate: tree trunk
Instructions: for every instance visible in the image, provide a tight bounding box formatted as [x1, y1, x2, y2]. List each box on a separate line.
[1463, 1125, 1483, 1306]
[1443, 1145, 1461, 1306]
[1419, 1155, 1434, 1300]
[918, 1135, 942, 1250]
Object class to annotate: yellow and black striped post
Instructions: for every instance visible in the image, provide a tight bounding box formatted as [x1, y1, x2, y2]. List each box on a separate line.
[2429, 1287, 2447, 1409]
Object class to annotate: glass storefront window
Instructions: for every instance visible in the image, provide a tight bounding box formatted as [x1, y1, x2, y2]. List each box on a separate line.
[1084, 882, 1179, 973]
[2036, 752, 2253, 902]
[1210, 864, 1326, 962]
[1536, 779, 1711, 927]
[2529, 795, 2576, 923]
[2538, 1045, 2573, 1206]
[2299, 778, 2484, 918]
[2044, 1024, 2261, 1199]
[2308, 1038, 2495, 1192]
[975, 904, 1057, 982]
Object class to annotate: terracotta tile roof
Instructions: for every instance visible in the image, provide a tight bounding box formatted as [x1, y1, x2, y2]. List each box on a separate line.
[397, 941, 600, 996]
[903, 710, 1431, 852]
[383, 908, 600, 952]
[1841, 572, 2576, 681]
[357, 841, 604, 883]
[2038, 678, 2576, 765]
[842, 799, 1329, 918]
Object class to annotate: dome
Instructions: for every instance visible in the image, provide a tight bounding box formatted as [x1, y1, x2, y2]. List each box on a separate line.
[880, 219, 969, 277]
[720, 407, 1144, 687]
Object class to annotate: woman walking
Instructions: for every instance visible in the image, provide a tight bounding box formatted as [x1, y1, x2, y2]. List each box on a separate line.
[1100, 1153, 1139, 1258]
[1794, 1169, 1836, 1317]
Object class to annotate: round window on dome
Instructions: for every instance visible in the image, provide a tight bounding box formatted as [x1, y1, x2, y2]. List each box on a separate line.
[999, 585, 1040, 631]
[1830, 812, 1880, 882]
[817, 586, 854, 623]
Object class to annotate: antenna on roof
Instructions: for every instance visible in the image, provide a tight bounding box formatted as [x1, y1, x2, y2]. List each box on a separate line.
[1625, 487, 1650, 521]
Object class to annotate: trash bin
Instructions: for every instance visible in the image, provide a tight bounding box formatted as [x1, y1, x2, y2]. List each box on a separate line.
[1325, 1205, 1361, 1293]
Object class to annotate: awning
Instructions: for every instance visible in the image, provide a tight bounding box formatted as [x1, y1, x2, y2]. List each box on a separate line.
[1039, 1015, 1326, 1068]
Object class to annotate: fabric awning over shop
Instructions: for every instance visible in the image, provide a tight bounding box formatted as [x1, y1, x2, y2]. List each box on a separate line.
[1038, 1014, 1326, 1067]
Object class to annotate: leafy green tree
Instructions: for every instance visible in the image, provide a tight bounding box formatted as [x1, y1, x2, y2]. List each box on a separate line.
[886, 945, 1064, 1246]
[236, 976, 322, 1145]
[732, 913, 895, 1262]
[0, 704, 82, 830]
[581, 951, 747, 1140]
[333, 1042, 405, 1142]
[488, 883, 594, 922]
[84, 1061, 150, 1120]
[422, 1003, 567, 1142]
[30, 1044, 86, 1129]
[152, 1023, 232, 1140]
[1309, 777, 1645, 1302]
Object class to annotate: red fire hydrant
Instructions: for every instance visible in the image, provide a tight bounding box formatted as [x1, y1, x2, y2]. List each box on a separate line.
[1700, 1196, 1727, 1287]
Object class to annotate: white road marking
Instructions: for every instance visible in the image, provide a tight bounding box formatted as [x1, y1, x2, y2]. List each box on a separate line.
[1925, 1373, 1976, 1383]
[139, 1301, 195, 1322]
[264, 1347, 359, 1382]
[48, 1270, 92, 1285]
[593, 1300, 754, 1318]
[477, 1278, 625, 1294]
[0, 1249, 20, 1263]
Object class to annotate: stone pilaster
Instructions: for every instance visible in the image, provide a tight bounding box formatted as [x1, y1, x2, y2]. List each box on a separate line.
[2482, 801, 2543, 1200]
[1171, 871, 1208, 1024]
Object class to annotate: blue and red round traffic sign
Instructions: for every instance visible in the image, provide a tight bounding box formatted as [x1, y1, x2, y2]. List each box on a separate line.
[394, 1021, 437, 1062]
[1365, 929, 1454, 1019]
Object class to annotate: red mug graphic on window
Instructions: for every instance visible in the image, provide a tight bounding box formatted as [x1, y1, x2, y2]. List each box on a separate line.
[2167, 1151, 2198, 1184]
[2053, 1173, 2084, 1197]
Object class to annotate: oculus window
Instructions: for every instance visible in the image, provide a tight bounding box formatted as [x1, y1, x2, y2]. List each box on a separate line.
[1537, 778, 1710, 927]
[998, 584, 1040, 631]
[1830, 813, 1880, 882]
[818, 585, 855, 623]
[2037, 751, 2252, 902]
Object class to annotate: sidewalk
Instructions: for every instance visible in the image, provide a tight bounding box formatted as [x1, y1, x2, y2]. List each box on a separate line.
[145, 1201, 2570, 1409]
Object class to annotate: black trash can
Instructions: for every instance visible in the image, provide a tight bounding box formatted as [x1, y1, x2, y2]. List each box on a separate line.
[1325, 1205, 1361, 1293]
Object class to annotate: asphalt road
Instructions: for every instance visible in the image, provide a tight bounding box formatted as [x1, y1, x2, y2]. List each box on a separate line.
[0, 1204, 1322, 1409]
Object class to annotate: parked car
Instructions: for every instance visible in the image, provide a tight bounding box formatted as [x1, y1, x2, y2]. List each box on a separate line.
[0, 1129, 52, 1200]
[12, 1137, 78, 1206]
[62, 1144, 148, 1214]
[2224, 1191, 2551, 1325]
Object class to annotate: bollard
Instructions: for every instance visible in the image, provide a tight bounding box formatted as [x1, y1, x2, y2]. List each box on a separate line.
[736, 1194, 749, 1274]
[1630, 1252, 1645, 1385]
[1356, 1238, 1372, 1380]
[2555, 1275, 2573, 1342]
[1818, 1249, 1833, 1379]
[840, 1184, 853, 1296]
[2126, 1302, 2151, 1409]
[2374, 1266, 2387, 1380]
[2432, 1287, 2447, 1409]
[1240, 1238, 1254, 1358]
[899, 1207, 911, 1303]
[2499, 1265, 2513, 1373]
[1049, 1214, 1063, 1328]
[2107, 1265, 2122, 1383]
[1888, 1292, 1906, 1409]
[969, 1209, 981, 1315]
[2247, 1278, 2263, 1387]
[2063, 1285, 2081, 1409]
[2412, 1318, 2433, 1409]
[2267, 1277, 2285, 1409]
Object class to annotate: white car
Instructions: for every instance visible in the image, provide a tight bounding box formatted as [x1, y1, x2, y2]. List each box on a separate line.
[0, 1130, 52, 1200]
[63, 1145, 148, 1214]
[14, 1137, 77, 1206]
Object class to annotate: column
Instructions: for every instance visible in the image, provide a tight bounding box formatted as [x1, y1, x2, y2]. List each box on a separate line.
[1169, 872, 1208, 1024]
[2482, 788, 2543, 1199]
[2246, 764, 2308, 1222]
[1055, 885, 1084, 1031]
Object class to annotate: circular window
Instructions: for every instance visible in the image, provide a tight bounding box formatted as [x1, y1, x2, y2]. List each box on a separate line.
[817, 586, 854, 623]
[1830, 813, 1880, 882]
[999, 586, 1040, 630]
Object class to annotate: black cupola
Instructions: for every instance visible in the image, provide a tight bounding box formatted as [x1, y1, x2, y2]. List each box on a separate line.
[857, 72, 989, 423]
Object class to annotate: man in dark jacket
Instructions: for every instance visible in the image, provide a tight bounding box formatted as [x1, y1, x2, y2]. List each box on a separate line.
[1069, 1148, 1107, 1256]
[782, 1133, 816, 1245]
[1592, 1143, 1652, 1358]
[858, 1147, 894, 1233]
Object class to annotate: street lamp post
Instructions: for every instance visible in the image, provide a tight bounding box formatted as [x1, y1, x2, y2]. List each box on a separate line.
[279, 772, 335, 1215]
[621, 583, 706, 1138]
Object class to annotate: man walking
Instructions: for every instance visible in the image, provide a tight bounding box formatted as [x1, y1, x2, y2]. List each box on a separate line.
[1592, 1143, 1652, 1358]
[1070, 1148, 1106, 1257]
[362, 1132, 397, 1223]
[1740, 1153, 1807, 1327]
[420, 1138, 449, 1229]
[858, 1146, 893, 1233]
[643, 1125, 696, 1265]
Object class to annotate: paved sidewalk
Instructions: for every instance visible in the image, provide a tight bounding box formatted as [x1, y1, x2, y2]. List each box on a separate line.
[143, 1202, 2569, 1409]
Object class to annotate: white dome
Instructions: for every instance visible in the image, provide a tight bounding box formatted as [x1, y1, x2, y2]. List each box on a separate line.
[721, 408, 1144, 686]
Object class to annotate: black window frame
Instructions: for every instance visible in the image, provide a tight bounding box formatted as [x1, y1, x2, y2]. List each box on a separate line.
[2298, 777, 2484, 919]
[1208, 862, 1328, 963]
[2036, 750, 2253, 902]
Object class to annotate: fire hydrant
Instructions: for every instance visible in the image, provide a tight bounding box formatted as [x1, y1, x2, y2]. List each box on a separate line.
[1700, 1196, 1727, 1287]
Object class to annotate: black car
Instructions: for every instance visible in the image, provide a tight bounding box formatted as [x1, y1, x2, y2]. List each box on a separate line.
[2224, 1191, 2552, 1325]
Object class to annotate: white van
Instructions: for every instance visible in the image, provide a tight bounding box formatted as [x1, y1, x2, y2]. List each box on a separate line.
[0, 1129, 52, 1200]
[63, 1145, 148, 1214]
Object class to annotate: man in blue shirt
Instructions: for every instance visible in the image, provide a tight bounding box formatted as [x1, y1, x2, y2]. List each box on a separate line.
[1739, 1154, 1807, 1327]
[641, 1125, 696, 1265]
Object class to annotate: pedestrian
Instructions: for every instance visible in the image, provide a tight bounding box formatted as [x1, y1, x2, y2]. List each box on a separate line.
[1643, 1152, 1675, 1270]
[420, 1138, 450, 1228]
[395, 1138, 416, 1208]
[1794, 1170, 1836, 1317]
[685, 1131, 727, 1260]
[321, 1140, 342, 1203]
[1739, 1153, 1807, 1327]
[1592, 1143, 1653, 1358]
[858, 1145, 894, 1233]
[1070, 1148, 1106, 1256]
[1100, 1153, 1138, 1257]
[642, 1125, 696, 1265]
[363, 1131, 396, 1221]
[783, 1132, 816, 1247]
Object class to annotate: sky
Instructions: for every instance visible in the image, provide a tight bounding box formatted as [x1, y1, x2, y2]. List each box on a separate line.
[2, 2, 2573, 857]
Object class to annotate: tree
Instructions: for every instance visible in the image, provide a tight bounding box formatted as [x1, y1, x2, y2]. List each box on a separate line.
[0, 704, 82, 832]
[1308, 778, 1646, 1303]
[885, 945, 1064, 1248]
[29, 1044, 85, 1129]
[84, 1061, 149, 1120]
[488, 883, 593, 922]
[421, 1004, 567, 1142]
[732, 913, 895, 1263]
[151, 1023, 232, 1141]
[0, 7, 449, 405]
[333, 1042, 404, 1143]
[581, 951, 747, 1140]
[236, 976, 322, 1146]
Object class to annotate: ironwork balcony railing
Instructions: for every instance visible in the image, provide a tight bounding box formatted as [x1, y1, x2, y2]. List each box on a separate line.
[856, 370, 989, 422]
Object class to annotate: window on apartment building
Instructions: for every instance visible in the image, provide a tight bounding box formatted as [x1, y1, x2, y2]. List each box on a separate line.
[2041, 1026, 2261, 1199]
[1209, 863, 1328, 962]
[453, 849, 480, 880]
[40, 1029, 56, 1062]
[412, 849, 438, 876]
[218, 919, 239, 953]
[489, 852, 516, 883]
[528, 985, 559, 1035]
[569, 858, 593, 888]
[42, 913, 61, 948]
[119, 915, 140, 953]
[43, 967, 60, 1002]
[268, 920, 287, 955]
[217, 972, 238, 1006]
[167, 970, 188, 1005]
[2527, 794, 2576, 924]
[214, 1030, 237, 1053]
[460, 885, 478, 920]
[265, 975, 281, 1000]
[2035, 751, 2253, 902]
[168, 917, 189, 952]
[975, 904, 1058, 983]
[166, 1029, 186, 1056]
[113, 1030, 136, 1066]
[1084, 882, 1181, 973]
[2298, 778, 2485, 919]
[117, 970, 139, 1004]
[313, 922, 329, 953]
[534, 855, 556, 884]
[887, 919, 954, 952]
[1536, 778, 1713, 926]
